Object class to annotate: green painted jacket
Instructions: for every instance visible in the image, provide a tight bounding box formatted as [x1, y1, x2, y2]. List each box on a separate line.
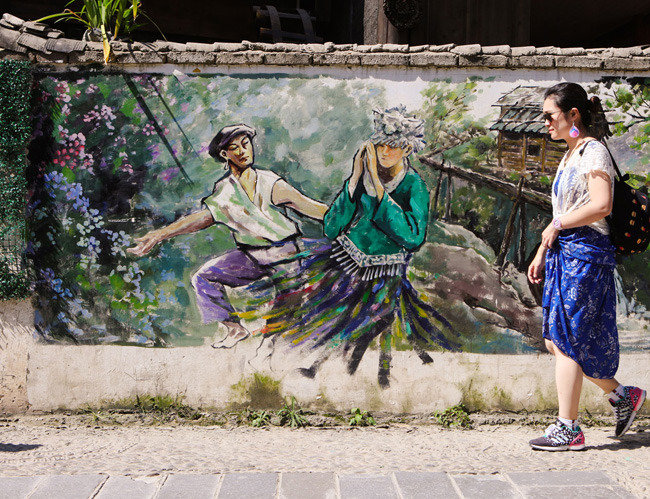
[323, 169, 429, 255]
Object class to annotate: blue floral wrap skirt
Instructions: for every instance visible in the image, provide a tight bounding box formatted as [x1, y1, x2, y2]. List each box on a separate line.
[542, 226, 618, 379]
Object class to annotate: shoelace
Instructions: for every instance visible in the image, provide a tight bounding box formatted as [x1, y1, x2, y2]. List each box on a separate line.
[613, 397, 633, 420]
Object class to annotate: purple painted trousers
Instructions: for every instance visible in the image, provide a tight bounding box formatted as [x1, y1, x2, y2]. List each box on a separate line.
[191, 239, 300, 324]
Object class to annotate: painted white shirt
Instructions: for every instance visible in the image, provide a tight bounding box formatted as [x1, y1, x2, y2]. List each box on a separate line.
[203, 169, 299, 247]
[552, 140, 616, 235]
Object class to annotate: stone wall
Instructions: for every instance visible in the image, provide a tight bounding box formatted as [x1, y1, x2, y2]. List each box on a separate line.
[1, 12, 649, 415]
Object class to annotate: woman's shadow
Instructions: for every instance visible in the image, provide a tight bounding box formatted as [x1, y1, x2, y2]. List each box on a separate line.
[0, 443, 42, 452]
[589, 427, 650, 451]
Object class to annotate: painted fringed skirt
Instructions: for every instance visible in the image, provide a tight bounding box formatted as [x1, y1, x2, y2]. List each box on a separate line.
[542, 226, 618, 379]
[239, 236, 461, 386]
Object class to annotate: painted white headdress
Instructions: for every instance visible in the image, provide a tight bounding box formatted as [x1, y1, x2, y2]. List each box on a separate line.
[369, 105, 426, 153]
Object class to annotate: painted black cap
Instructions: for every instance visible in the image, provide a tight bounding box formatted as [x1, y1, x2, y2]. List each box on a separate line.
[208, 124, 256, 161]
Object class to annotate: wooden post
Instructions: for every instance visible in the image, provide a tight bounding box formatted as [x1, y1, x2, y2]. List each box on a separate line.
[377, 0, 399, 43]
[497, 132, 503, 168]
[517, 202, 527, 270]
[432, 170, 443, 218]
[522, 134, 528, 171]
[444, 171, 453, 221]
[496, 176, 525, 268]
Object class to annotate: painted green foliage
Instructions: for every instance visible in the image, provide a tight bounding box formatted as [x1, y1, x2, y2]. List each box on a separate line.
[26, 73, 650, 354]
[29, 74, 382, 344]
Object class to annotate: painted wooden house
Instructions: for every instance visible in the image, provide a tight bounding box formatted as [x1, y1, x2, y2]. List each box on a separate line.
[490, 86, 566, 173]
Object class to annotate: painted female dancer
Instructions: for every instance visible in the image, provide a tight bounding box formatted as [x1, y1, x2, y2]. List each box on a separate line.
[527, 82, 646, 451]
[242, 106, 460, 387]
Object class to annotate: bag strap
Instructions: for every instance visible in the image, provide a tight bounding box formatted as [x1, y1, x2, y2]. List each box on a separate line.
[579, 139, 624, 181]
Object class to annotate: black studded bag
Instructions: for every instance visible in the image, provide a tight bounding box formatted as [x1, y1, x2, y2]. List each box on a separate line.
[601, 143, 650, 255]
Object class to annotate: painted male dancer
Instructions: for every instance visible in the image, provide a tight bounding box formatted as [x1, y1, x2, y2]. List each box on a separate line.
[128, 124, 327, 347]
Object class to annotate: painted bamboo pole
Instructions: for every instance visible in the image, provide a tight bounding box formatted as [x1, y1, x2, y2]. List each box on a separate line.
[418, 155, 551, 212]
[496, 176, 525, 268]
[444, 171, 453, 221]
[517, 202, 528, 270]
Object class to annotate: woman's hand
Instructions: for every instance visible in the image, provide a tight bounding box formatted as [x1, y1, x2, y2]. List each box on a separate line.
[541, 222, 559, 250]
[363, 142, 385, 200]
[527, 253, 545, 285]
[352, 143, 367, 179]
[349, 142, 368, 194]
[364, 141, 378, 178]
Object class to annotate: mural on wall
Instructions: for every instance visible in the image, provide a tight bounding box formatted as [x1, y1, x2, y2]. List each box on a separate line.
[26, 72, 650, 385]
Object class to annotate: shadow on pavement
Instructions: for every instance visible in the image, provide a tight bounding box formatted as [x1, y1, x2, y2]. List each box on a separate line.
[589, 431, 650, 451]
[0, 443, 42, 452]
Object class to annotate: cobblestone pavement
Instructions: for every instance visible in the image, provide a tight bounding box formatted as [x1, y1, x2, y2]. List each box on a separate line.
[0, 470, 637, 498]
[0, 416, 648, 498]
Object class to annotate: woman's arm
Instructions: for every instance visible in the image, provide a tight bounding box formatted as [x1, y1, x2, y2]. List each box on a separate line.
[321, 143, 368, 239]
[272, 180, 328, 220]
[371, 178, 429, 251]
[323, 180, 358, 239]
[527, 244, 547, 284]
[540, 171, 612, 249]
[127, 209, 214, 257]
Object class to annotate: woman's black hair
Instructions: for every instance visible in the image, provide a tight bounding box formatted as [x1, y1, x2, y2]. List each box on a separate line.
[544, 82, 611, 139]
[544, 82, 593, 126]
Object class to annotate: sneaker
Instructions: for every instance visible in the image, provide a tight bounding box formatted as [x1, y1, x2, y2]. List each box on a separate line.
[610, 386, 647, 437]
[529, 420, 586, 451]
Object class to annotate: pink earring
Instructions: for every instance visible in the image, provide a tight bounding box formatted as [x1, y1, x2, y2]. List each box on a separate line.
[569, 122, 580, 138]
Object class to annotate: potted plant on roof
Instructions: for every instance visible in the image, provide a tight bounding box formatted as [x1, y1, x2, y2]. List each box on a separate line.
[35, 0, 161, 64]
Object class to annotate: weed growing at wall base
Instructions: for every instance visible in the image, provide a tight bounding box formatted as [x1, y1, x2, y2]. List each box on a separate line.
[349, 408, 376, 426]
[278, 396, 309, 428]
[433, 404, 474, 429]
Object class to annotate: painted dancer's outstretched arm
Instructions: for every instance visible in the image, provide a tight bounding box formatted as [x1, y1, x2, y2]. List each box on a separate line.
[127, 209, 214, 257]
[272, 180, 328, 220]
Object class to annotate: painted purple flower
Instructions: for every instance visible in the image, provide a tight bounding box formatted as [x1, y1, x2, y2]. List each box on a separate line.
[160, 168, 179, 182]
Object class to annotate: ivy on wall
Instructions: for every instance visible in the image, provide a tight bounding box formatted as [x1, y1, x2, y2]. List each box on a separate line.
[0, 60, 32, 299]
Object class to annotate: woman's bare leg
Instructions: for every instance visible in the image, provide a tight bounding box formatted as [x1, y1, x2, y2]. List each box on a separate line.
[584, 375, 619, 394]
[548, 341, 583, 420]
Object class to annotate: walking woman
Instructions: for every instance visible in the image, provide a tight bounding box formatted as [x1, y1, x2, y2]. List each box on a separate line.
[242, 106, 460, 387]
[527, 82, 646, 451]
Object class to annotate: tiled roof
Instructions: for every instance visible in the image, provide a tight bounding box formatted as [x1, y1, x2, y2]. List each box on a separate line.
[2, 13, 650, 70]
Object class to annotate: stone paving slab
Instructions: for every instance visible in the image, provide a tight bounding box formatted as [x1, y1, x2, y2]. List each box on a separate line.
[29, 474, 106, 499]
[95, 475, 159, 499]
[158, 474, 221, 499]
[338, 474, 398, 499]
[0, 476, 40, 499]
[508, 470, 613, 487]
[394, 471, 458, 498]
[279, 472, 337, 499]
[451, 474, 516, 498]
[520, 484, 635, 499]
[0, 471, 640, 498]
[217, 472, 277, 499]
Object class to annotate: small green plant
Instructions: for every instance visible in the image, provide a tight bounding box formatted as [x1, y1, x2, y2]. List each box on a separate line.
[246, 410, 272, 427]
[433, 404, 473, 429]
[35, 0, 163, 63]
[81, 405, 118, 424]
[277, 396, 309, 428]
[133, 394, 200, 419]
[348, 408, 376, 427]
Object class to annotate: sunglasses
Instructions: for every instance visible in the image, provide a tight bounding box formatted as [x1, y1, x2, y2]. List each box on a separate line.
[542, 111, 560, 123]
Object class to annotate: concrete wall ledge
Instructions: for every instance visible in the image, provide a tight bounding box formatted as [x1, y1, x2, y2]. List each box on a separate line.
[5, 48, 650, 72]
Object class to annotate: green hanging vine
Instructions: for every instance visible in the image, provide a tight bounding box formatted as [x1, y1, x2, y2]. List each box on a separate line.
[0, 60, 32, 299]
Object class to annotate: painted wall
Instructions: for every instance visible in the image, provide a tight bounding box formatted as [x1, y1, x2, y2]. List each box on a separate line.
[9, 63, 650, 410]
